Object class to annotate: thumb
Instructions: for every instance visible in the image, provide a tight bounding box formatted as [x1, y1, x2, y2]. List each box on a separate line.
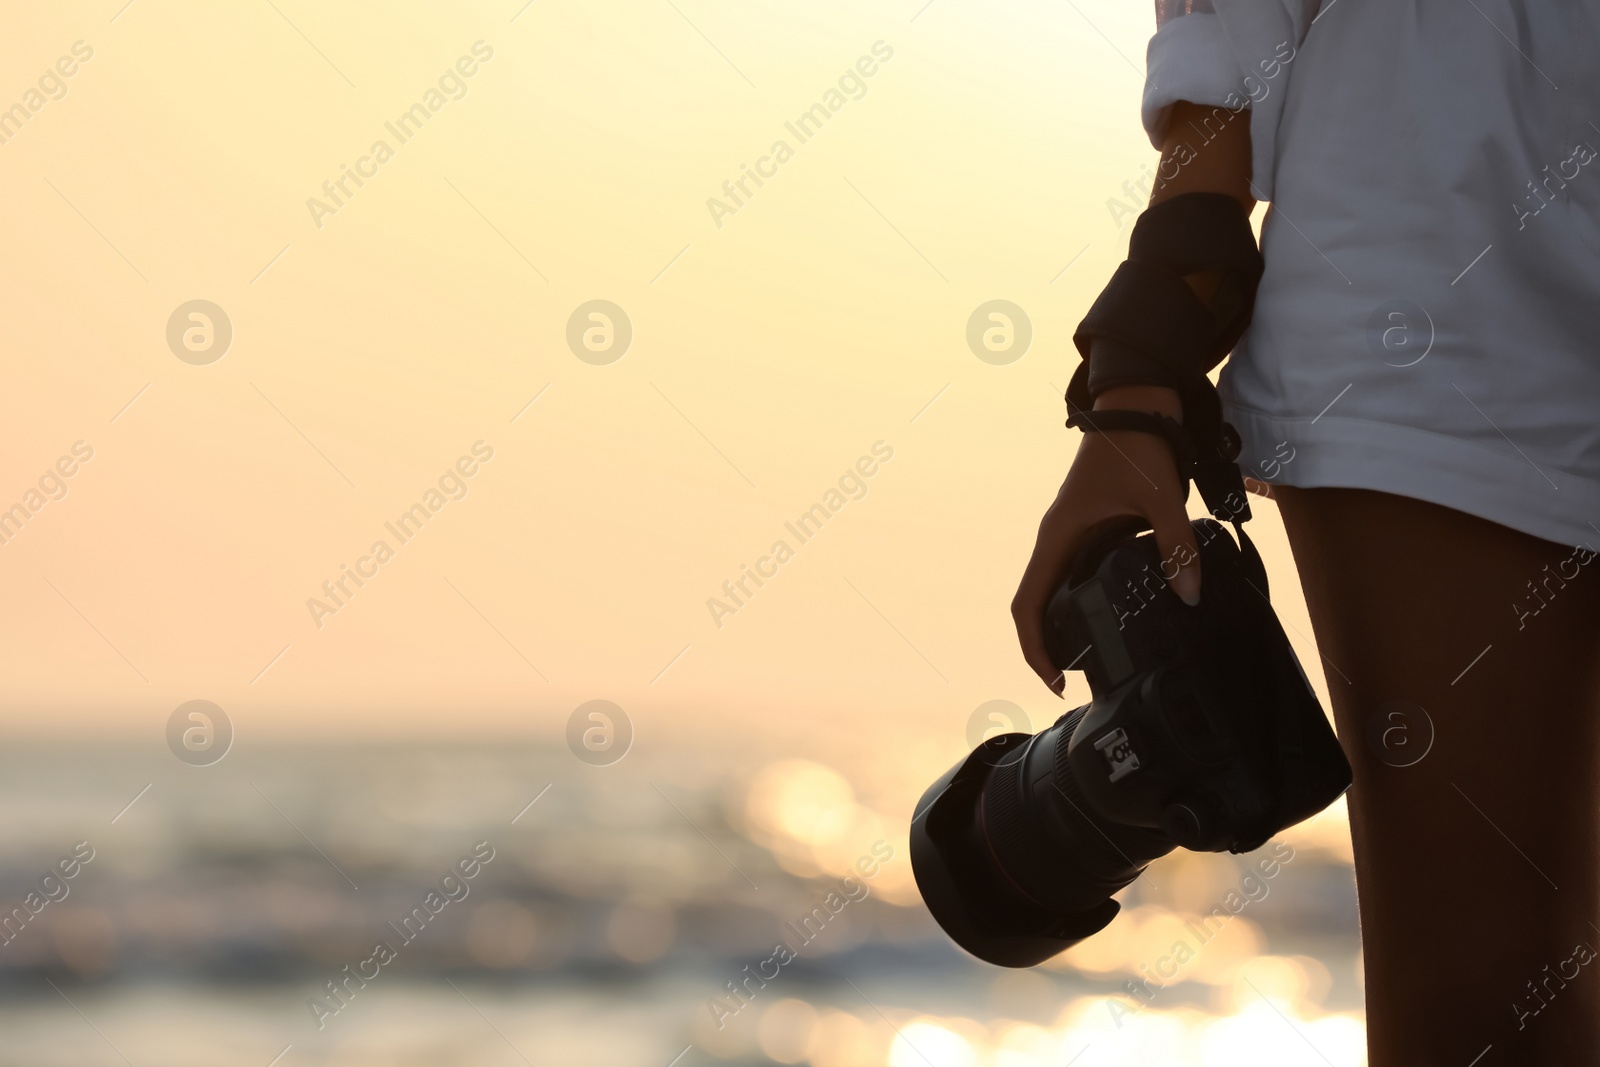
[1149, 504, 1202, 607]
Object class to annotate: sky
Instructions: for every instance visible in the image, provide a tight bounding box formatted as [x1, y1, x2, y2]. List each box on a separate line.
[0, 0, 1312, 761]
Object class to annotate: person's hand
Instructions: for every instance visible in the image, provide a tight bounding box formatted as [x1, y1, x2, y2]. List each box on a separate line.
[1010, 384, 1201, 696]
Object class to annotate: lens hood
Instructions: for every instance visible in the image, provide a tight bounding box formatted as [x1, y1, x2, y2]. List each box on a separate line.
[909, 733, 1123, 967]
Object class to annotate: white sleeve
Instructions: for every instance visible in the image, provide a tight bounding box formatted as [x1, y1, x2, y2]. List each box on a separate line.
[1139, 0, 1323, 203]
[1143, 6, 1241, 149]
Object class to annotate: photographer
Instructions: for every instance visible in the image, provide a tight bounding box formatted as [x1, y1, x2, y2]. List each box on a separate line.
[1012, 2, 1600, 1062]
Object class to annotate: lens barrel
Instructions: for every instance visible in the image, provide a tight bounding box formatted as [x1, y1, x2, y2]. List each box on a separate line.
[909, 705, 1173, 968]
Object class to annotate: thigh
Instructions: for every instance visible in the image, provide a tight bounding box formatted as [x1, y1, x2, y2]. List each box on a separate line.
[1273, 484, 1600, 1065]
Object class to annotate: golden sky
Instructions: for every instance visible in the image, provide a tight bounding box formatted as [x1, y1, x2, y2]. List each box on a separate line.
[0, 0, 1317, 755]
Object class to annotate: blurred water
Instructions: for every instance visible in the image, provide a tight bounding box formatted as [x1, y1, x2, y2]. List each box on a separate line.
[0, 740, 1363, 1066]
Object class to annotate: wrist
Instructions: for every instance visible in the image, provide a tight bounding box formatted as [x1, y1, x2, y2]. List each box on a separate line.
[1093, 384, 1183, 421]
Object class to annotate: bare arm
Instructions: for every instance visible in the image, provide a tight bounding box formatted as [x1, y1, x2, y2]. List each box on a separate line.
[1010, 99, 1258, 694]
[1151, 99, 1256, 211]
[1100, 97, 1260, 444]
[1096, 99, 1256, 408]
[1094, 95, 1254, 415]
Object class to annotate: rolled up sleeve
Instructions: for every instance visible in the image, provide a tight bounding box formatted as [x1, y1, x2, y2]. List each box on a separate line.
[1142, 9, 1242, 148]
[1136, 0, 1319, 202]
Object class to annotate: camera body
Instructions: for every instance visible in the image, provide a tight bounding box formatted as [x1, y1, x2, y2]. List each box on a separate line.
[909, 518, 1350, 967]
[1044, 516, 1346, 855]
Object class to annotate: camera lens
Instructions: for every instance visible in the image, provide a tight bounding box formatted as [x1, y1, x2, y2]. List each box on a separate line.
[910, 704, 1173, 967]
[982, 707, 1172, 915]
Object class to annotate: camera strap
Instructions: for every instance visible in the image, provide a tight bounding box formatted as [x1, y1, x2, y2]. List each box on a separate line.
[1063, 190, 1262, 537]
[1065, 368, 1253, 531]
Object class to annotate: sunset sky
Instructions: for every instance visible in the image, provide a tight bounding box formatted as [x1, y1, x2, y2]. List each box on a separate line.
[0, 0, 1307, 761]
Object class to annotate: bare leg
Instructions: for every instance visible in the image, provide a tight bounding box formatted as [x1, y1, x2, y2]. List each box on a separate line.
[1273, 485, 1600, 1065]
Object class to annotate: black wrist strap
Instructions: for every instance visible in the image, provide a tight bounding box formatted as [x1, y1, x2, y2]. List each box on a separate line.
[1066, 381, 1253, 529]
[1073, 192, 1264, 392]
[1065, 408, 1198, 476]
[1064, 192, 1258, 529]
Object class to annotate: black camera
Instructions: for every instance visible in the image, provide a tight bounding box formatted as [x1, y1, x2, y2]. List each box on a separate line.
[909, 516, 1351, 967]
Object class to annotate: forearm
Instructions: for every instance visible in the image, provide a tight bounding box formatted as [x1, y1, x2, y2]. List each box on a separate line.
[1149, 99, 1256, 214]
[1095, 104, 1255, 418]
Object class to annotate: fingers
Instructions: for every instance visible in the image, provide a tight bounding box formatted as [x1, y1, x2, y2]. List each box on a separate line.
[1015, 612, 1066, 697]
[1012, 426, 1202, 697]
[1148, 500, 1202, 606]
[1011, 509, 1091, 697]
[1012, 567, 1068, 697]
